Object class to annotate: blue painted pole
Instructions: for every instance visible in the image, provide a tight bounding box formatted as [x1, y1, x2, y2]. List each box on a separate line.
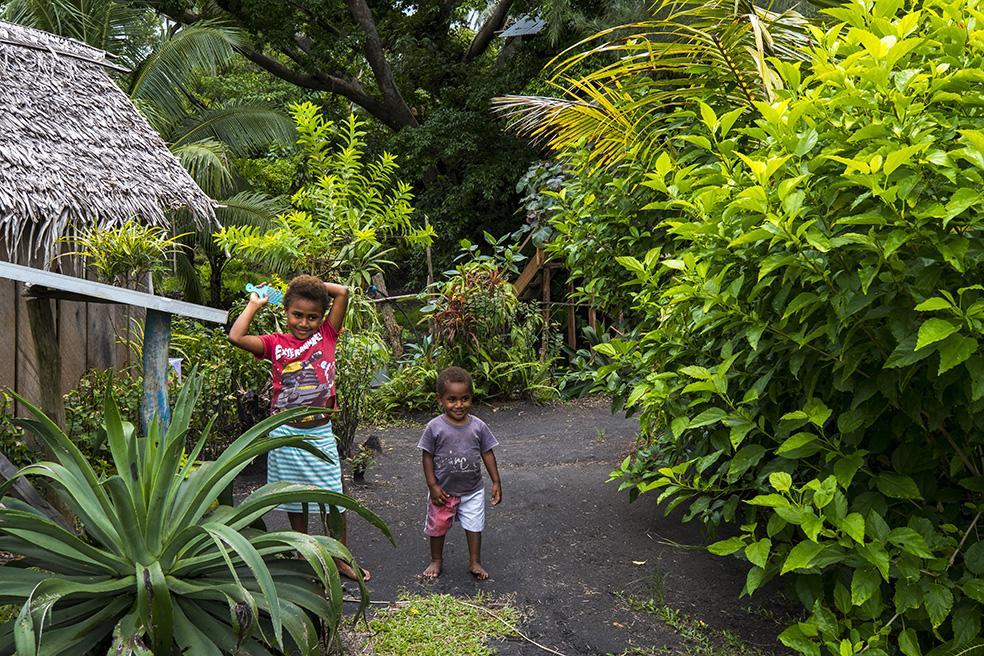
[141, 309, 171, 436]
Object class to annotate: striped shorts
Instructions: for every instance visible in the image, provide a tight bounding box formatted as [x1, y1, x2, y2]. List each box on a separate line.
[267, 422, 345, 513]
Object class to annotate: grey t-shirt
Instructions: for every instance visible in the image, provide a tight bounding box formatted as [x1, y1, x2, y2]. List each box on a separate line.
[417, 415, 499, 496]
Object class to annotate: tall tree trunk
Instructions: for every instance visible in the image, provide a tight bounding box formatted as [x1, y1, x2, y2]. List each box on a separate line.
[209, 253, 226, 308]
[371, 273, 404, 360]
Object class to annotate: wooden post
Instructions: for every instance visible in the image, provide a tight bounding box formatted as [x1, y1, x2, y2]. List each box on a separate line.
[566, 281, 576, 351]
[24, 297, 62, 458]
[141, 309, 171, 436]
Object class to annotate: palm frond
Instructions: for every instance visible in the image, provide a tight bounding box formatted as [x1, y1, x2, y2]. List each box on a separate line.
[129, 19, 242, 119]
[171, 138, 234, 197]
[214, 191, 287, 229]
[493, 0, 814, 164]
[172, 250, 205, 305]
[170, 105, 296, 156]
[2, 0, 161, 69]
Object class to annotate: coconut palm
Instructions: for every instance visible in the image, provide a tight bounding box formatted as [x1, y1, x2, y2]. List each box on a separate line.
[494, 0, 814, 166]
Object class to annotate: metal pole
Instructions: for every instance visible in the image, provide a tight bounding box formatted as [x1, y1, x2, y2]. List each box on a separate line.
[141, 309, 171, 435]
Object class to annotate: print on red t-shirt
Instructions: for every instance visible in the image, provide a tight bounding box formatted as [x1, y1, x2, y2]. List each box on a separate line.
[258, 322, 339, 413]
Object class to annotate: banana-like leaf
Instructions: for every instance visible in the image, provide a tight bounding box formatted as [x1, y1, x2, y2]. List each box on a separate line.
[0, 461, 120, 549]
[177, 597, 271, 655]
[225, 482, 394, 542]
[14, 577, 135, 655]
[166, 577, 259, 645]
[170, 602, 224, 656]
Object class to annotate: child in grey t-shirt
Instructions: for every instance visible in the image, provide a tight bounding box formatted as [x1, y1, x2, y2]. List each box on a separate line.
[418, 367, 501, 580]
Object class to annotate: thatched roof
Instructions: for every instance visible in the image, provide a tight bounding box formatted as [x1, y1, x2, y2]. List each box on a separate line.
[0, 20, 214, 265]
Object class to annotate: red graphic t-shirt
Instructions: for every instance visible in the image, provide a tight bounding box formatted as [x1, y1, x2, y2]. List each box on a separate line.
[257, 322, 339, 414]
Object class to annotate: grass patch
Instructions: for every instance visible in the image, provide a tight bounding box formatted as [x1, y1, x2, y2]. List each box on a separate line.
[620, 595, 778, 656]
[365, 593, 520, 656]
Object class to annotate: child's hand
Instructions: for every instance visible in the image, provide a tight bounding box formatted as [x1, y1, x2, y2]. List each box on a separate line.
[249, 283, 270, 307]
[429, 484, 449, 506]
[491, 481, 502, 506]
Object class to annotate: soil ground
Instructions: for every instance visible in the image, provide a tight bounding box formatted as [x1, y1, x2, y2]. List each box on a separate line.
[237, 397, 796, 656]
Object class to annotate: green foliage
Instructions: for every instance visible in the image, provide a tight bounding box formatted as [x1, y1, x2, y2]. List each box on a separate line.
[64, 369, 142, 476]
[0, 373, 391, 654]
[423, 258, 559, 402]
[1, 0, 162, 70]
[373, 357, 440, 416]
[535, 0, 984, 652]
[334, 326, 390, 459]
[366, 594, 519, 656]
[216, 104, 433, 287]
[0, 390, 31, 469]
[66, 318, 272, 469]
[349, 444, 376, 478]
[167, 318, 273, 455]
[496, 0, 810, 167]
[57, 220, 187, 289]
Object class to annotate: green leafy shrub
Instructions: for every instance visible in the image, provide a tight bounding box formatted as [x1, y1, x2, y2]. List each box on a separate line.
[0, 373, 391, 654]
[0, 391, 31, 469]
[374, 360, 440, 415]
[64, 369, 142, 475]
[423, 260, 559, 402]
[216, 104, 433, 287]
[543, 0, 984, 653]
[57, 219, 188, 289]
[168, 317, 272, 457]
[335, 327, 390, 458]
[66, 317, 272, 466]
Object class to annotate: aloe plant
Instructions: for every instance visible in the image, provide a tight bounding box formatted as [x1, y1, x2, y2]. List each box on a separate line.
[0, 373, 391, 654]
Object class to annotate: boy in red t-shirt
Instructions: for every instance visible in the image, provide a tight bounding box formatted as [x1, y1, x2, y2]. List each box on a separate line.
[228, 274, 370, 581]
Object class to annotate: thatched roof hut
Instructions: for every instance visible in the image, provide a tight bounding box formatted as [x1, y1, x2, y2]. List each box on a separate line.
[0, 20, 214, 265]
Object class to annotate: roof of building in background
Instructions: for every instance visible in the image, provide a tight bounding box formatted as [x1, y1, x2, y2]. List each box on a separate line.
[498, 15, 546, 38]
[0, 20, 214, 265]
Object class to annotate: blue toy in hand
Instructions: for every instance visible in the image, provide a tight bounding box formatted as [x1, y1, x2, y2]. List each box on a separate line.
[245, 283, 283, 306]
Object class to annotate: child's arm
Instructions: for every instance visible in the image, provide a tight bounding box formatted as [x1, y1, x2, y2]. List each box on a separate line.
[228, 294, 267, 357]
[481, 450, 501, 506]
[422, 451, 449, 506]
[324, 282, 349, 333]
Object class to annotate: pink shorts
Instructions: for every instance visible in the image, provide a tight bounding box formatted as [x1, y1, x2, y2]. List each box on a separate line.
[424, 488, 485, 536]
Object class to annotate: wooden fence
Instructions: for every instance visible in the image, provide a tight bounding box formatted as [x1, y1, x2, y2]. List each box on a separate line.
[0, 277, 136, 413]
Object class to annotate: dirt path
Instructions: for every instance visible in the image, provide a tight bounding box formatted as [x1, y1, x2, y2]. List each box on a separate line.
[239, 398, 793, 655]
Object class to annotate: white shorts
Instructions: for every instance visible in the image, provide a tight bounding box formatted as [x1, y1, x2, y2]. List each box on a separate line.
[424, 488, 485, 536]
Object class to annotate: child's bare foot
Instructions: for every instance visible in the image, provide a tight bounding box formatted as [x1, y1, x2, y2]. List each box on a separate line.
[422, 559, 442, 579]
[469, 563, 489, 580]
[337, 560, 372, 582]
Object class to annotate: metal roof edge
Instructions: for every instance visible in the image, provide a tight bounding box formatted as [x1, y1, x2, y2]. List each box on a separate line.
[0, 261, 227, 324]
